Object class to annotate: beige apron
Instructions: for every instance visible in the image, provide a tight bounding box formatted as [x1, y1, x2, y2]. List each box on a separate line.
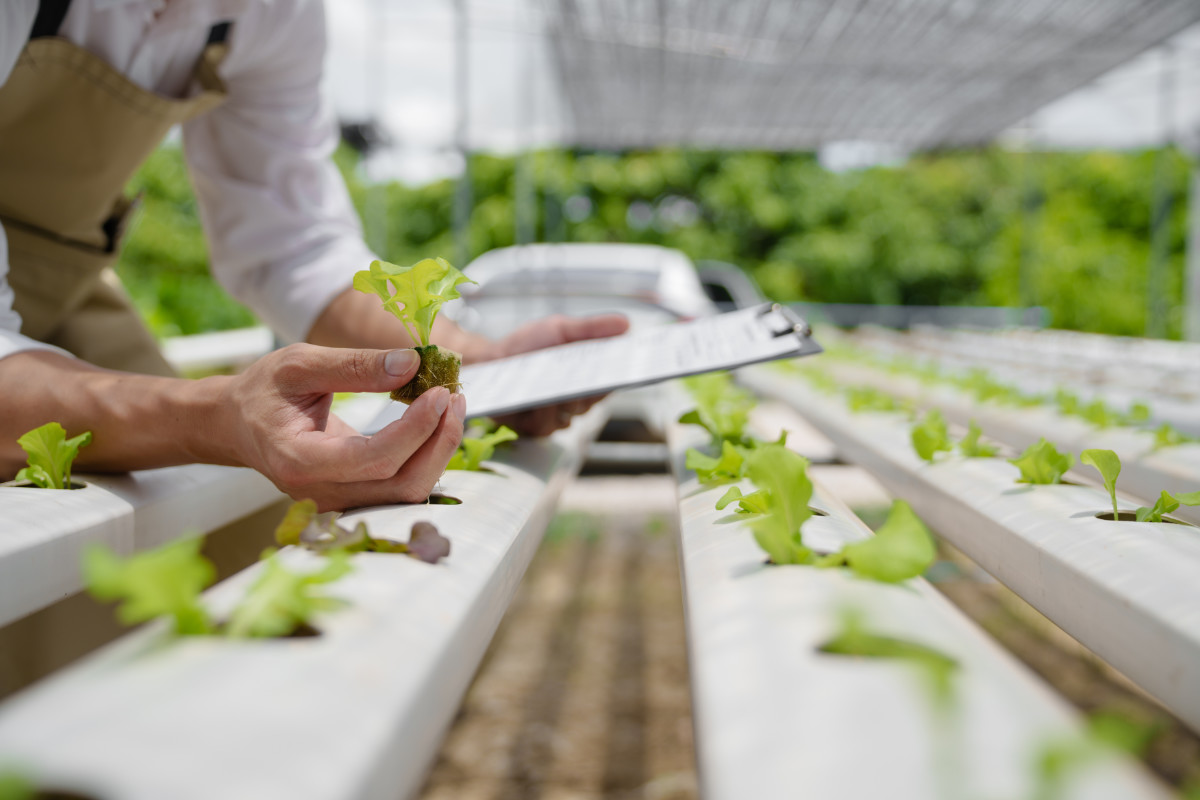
[0, 18, 232, 375]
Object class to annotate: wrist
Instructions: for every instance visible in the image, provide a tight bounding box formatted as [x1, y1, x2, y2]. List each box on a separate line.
[175, 375, 238, 466]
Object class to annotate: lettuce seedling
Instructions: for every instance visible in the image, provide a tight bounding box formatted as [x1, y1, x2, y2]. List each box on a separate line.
[679, 372, 755, 444]
[83, 537, 215, 635]
[685, 440, 746, 485]
[1080, 449, 1121, 520]
[818, 608, 958, 704]
[225, 550, 351, 638]
[13, 422, 91, 489]
[1135, 490, 1200, 523]
[1080, 398, 1120, 429]
[1009, 439, 1074, 485]
[353, 257, 476, 404]
[715, 485, 770, 515]
[958, 420, 999, 458]
[820, 500, 936, 583]
[1054, 389, 1081, 417]
[1126, 402, 1151, 425]
[0, 770, 34, 800]
[275, 499, 451, 563]
[744, 444, 814, 565]
[845, 386, 901, 413]
[448, 425, 518, 471]
[1152, 423, 1197, 451]
[911, 410, 952, 462]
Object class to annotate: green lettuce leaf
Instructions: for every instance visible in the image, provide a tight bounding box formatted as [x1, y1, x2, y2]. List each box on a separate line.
[225, 550, 352, 638]
[14, 422, 91, 489]
[352, 257, 475, 346]
[686, 440, 746, 485]
[744, 444, 814, 565]
[447, 425, 518, 471]
[958, 420, 999, 458]
[1080, 449, 1121, 519]
[911, 410, 952, 462]
[1009, 439, 1074, 485]
[833, 500, 936, 583]
[1135, 490, 1200, 523]
[715, 485, 770, 515]
[679, 371, 755, 443]
[819, 608, 957, 704]
[274, 500, 451, 563]
[83, 537, 215, 635]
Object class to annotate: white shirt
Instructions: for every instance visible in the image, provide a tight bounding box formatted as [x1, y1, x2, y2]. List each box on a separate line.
[0, 0, 376, 359]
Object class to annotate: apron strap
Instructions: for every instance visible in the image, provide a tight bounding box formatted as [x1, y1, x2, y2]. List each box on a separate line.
[30, 0, 72, 40]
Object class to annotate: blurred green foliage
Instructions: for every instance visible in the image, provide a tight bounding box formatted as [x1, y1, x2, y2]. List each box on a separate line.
[116, 143, 1194, 339]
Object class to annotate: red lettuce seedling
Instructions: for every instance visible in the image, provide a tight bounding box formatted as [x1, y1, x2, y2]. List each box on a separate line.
[1080, 449, 1121, 520]
[353, 257, 476, 404]
[14, 422, 91, 489]
[275, 499, 451, 563]
[1009, 439, 1074, 485]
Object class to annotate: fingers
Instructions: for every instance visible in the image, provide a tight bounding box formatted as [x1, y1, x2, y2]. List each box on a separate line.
[557, 313, 630, 344]
[292, 394, 466, 512]
[275, 344, 421, 395]
[281, 387, 451, 485]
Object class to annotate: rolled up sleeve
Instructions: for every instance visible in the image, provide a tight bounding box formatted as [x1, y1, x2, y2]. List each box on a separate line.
[182, 0, 375, 345]
[0, 224, 73, 362]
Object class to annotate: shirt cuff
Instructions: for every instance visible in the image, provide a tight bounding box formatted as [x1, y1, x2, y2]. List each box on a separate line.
[0, 327, 74, 363]
[240, 236, 380, 345]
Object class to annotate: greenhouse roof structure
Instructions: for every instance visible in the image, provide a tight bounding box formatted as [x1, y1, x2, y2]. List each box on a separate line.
[537, 0, 1200, 150]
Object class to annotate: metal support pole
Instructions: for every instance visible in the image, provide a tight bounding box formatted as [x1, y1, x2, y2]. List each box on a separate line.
[452, 0, 472, 267]
[1146, 44, 1176, 340]
[514, 26, 536, 246]
[1186, 161, 1200, 342]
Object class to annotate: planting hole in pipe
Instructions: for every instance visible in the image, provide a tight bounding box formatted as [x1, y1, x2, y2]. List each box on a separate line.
[1094, 510, 1195, 527]
[427, 493, 462, 505]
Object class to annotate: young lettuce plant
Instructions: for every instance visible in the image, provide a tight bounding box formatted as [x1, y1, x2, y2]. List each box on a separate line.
[1134, 490, 1200, 523]
[1009, 439, 1074, 485]
[714, 485, 770, 516]
[743, 443, 815, 565]
[447, 424, 518, 471]
[678, 371, 756, 445]
[1152, 423, 1197, 451]
[958, 420, 999, 458]
[274, 499, 451, 563]
[817, 500, 937, 583]
[353, 257, 476, 404]
[1080, 449, 1121, 520]
[83, 536, 354, 638]
[12, 421, 91, 489]
[911, 410, 952, 462]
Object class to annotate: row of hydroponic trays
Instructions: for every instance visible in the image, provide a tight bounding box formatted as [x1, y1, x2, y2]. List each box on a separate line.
[1, 321, 1199, 798]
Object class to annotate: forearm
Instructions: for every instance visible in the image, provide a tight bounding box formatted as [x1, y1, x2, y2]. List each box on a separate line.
[0, 351, 233, 478]
[306, 287, 499, 363]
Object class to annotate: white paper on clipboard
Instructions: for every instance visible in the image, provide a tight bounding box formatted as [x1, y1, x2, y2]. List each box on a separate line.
[362, 303, 821, 434]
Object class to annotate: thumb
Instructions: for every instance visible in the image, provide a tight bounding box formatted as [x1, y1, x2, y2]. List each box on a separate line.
[285, 346, 421, 394]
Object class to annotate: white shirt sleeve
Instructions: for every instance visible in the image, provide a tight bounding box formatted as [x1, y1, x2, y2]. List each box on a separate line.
[182, 0, 376, 345]
[0, 0, 74, 363]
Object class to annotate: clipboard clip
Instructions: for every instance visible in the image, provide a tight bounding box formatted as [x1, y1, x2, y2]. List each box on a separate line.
[757, 303, 812, 339]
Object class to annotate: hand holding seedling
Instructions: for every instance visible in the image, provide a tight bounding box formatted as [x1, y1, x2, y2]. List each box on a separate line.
[219, 344, 465, 511]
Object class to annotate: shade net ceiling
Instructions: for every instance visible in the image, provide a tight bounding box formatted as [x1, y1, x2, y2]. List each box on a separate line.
[536, 0, 1200, 150]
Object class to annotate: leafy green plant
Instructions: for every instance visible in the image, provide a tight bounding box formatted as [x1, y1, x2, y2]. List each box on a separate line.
[224, 550, 351, 638]
[447, 424, 518, 471]
[958, 420, 999, 458]
[1152, 423, 1197, 451]
[1080, 398, 1120, 429]
[714, 485, 769, 515]
[1054, 389, 1081, 418]
[84, 534, 357, 638]
[0, 769, 34, 800]
[818, 607, 958, 704]
[275, 499, 451, 562]
[1125, 402, 1151, 425]
[13, 422, 91, 489]
[911, 410, 952, 462]
[845, 386, 902, 413]
[679, 371, 756, 444]
[1010, 439, 1074, 485]
[819, 501, 936, 583]
[686, 440, 747, 486]
[83, 537, 215, 635]
[1031, 710, 1159, 800]
[743, 444, 815, 565]
[1134, 490, 1200, 523]
[1079, 449, 1122, 519]
[353, 257, 475, 404]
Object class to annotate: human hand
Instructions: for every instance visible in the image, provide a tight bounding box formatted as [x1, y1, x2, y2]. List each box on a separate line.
[490, 313, 630, 436]
[220, 344, 465, 511]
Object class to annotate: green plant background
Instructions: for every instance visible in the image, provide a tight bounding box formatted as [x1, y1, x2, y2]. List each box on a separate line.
[115, 144, 1194, 340]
